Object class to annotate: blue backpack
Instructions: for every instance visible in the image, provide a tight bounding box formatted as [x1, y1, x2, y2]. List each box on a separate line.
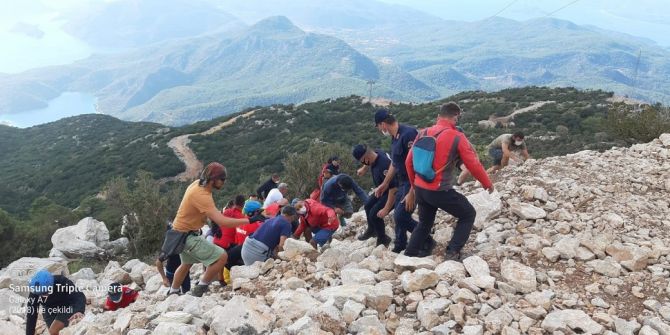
[412, 128, 460, 182]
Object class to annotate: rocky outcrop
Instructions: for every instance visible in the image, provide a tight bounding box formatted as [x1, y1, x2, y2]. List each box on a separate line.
[1, 134, 669, 334]
[50, 217, 129, 259]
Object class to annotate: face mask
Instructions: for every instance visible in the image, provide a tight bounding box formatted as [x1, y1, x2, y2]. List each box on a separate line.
[515, 140, 523, 146]
[381, 130, 390, 137]
[297, 207, 306, 215]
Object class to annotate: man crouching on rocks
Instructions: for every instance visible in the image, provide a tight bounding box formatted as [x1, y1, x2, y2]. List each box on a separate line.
[169, 162, 250, 297]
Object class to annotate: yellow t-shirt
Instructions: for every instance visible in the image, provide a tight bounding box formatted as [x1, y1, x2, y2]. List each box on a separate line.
[172, 180, 217, 232]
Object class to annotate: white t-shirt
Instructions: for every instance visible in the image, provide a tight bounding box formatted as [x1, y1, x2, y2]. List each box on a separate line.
[263, 188, 284, 208]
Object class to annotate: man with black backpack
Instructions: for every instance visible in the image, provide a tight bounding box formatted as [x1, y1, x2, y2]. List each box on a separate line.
[404, 102, 494, 260]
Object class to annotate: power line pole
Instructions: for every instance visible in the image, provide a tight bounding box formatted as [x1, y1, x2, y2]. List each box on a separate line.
[367, 80, 375, 103]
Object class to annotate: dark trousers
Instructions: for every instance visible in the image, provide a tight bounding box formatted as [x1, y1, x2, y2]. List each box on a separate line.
[225, 244, 244, 270]
[167, 269, 191, 293]
[394, 182, 418, 248]
[364, 193, 388, 238]
[406, 187, 476, 254]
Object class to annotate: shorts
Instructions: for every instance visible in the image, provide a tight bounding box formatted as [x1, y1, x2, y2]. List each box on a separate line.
[489, 148, 503, 166]
[43, 309, 74, 328]
[312, 228, 335, 246]
[180, 235, 225, 266]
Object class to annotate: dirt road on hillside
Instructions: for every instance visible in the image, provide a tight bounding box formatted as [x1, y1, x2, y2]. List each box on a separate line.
[164, 110, 256, 182]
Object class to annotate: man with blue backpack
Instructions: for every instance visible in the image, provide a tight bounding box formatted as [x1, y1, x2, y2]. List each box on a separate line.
[373, 109, 420, 253]
[405, 102, 494, 260]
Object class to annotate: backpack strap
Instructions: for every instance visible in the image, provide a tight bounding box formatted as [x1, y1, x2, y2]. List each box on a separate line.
[434, 135, 461, 175]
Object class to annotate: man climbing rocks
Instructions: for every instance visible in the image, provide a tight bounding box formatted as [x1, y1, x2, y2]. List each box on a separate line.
[405, 102, 494, 260]
[487, 132, 530, 174]
[352, 144, 394, 247]
[26, 269, 86, 335]
[320, 174, 369, 227]
[263, 183, 289, 208]
[169, 162, 250, 297]
[293, 199, 339, 249]
[241, 206, 298, 265]
[256, 173, 280, 200]
[374, 108, 419, 253]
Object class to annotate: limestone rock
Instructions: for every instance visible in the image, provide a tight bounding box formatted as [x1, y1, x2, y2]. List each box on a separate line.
[280, 238, 318, 260]
[51, 217, 110, 258]
[394, 254, 437, 271]
[541, 309, 604, 334]
[209, 296, 276, 334]
[341, 268, 376, 286]
[401, 269, 439, 292]
[462, 255, 490, 278]
[501, 259, 537, 293]
[510, 202, 546, 220]
[417, 298, 450, 329]
[467, 190, 503, 228]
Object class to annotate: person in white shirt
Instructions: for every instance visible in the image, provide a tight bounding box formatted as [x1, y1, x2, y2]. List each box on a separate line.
[263, 183, 288, 208]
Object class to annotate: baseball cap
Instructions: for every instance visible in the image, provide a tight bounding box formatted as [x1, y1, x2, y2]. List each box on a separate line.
[374, 109, 392, 125]
[352, 144, 367, 161]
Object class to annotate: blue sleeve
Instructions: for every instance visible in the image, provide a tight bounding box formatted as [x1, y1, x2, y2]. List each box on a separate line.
[352, 180, 369, 204]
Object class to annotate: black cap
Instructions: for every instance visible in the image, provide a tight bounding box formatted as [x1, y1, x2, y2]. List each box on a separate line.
[374, 109, 391, 125]
[352, 144, 367, 161]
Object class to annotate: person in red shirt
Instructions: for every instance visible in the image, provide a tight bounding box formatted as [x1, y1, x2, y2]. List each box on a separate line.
[405, 102, 494, 260]
[224, 200, 265, 276]
[212, 195, 246, 250]
[104, 282, 138, 311]
[293, 199, 339, 249]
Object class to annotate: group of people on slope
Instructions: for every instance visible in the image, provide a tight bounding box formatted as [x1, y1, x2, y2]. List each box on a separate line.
[24, 101, 531, 334]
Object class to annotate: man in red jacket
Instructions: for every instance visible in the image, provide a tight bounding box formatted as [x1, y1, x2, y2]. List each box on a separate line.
[293, 199, 339, 249]
[405, 102, 494, 260]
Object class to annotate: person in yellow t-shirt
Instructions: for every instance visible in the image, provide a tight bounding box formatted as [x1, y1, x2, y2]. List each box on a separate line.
[169, 162, 249, 297]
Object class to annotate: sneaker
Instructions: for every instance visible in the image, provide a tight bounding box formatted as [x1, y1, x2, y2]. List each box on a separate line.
[167, 288, 182, 296]
[376, 235, 392, 247]
[445, 248, 462, 262]
[357, 229, 375, 241]
[391, 244, 405, 253]
[191, 284, 209, 297]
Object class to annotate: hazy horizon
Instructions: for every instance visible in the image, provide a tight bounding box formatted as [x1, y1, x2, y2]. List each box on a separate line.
[1, 0, 669, 74]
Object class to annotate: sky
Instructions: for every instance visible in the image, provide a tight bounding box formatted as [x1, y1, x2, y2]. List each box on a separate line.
[0, 0, 668, 73]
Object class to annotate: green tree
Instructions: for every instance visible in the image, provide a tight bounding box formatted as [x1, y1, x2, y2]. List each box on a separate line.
[606, 103, 670, 143]
[102, 172, 183, 257]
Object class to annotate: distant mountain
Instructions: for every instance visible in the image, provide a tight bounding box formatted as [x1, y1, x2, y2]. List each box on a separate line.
[215, 0, 443, 30]
[327, 16, 670, 103]
[0, 16, 438, 125]
[62, 0, 246, 48]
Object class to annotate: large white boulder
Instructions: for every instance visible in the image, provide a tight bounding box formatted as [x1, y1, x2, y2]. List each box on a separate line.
[51, 217, 109, 258]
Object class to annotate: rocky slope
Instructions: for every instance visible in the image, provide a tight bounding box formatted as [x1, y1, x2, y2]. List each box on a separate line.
[1, 134, 669, 335]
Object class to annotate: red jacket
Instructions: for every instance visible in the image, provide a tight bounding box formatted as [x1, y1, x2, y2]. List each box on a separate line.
[406, 118, 492, 191]
[214, 207, 243, 248]
[295, 199, 338, 236]
[104, 287, 138, 311]
[235, 220, 262, 245]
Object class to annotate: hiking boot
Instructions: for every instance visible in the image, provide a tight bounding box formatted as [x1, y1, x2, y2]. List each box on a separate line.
[445, 248, 462, 262]
[376, 235, 392, 247]
[191, 284, 209, 297]
[414, 237, 436, 257]
[391, 244, 405, 253]
[357, 229, 375, 241]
